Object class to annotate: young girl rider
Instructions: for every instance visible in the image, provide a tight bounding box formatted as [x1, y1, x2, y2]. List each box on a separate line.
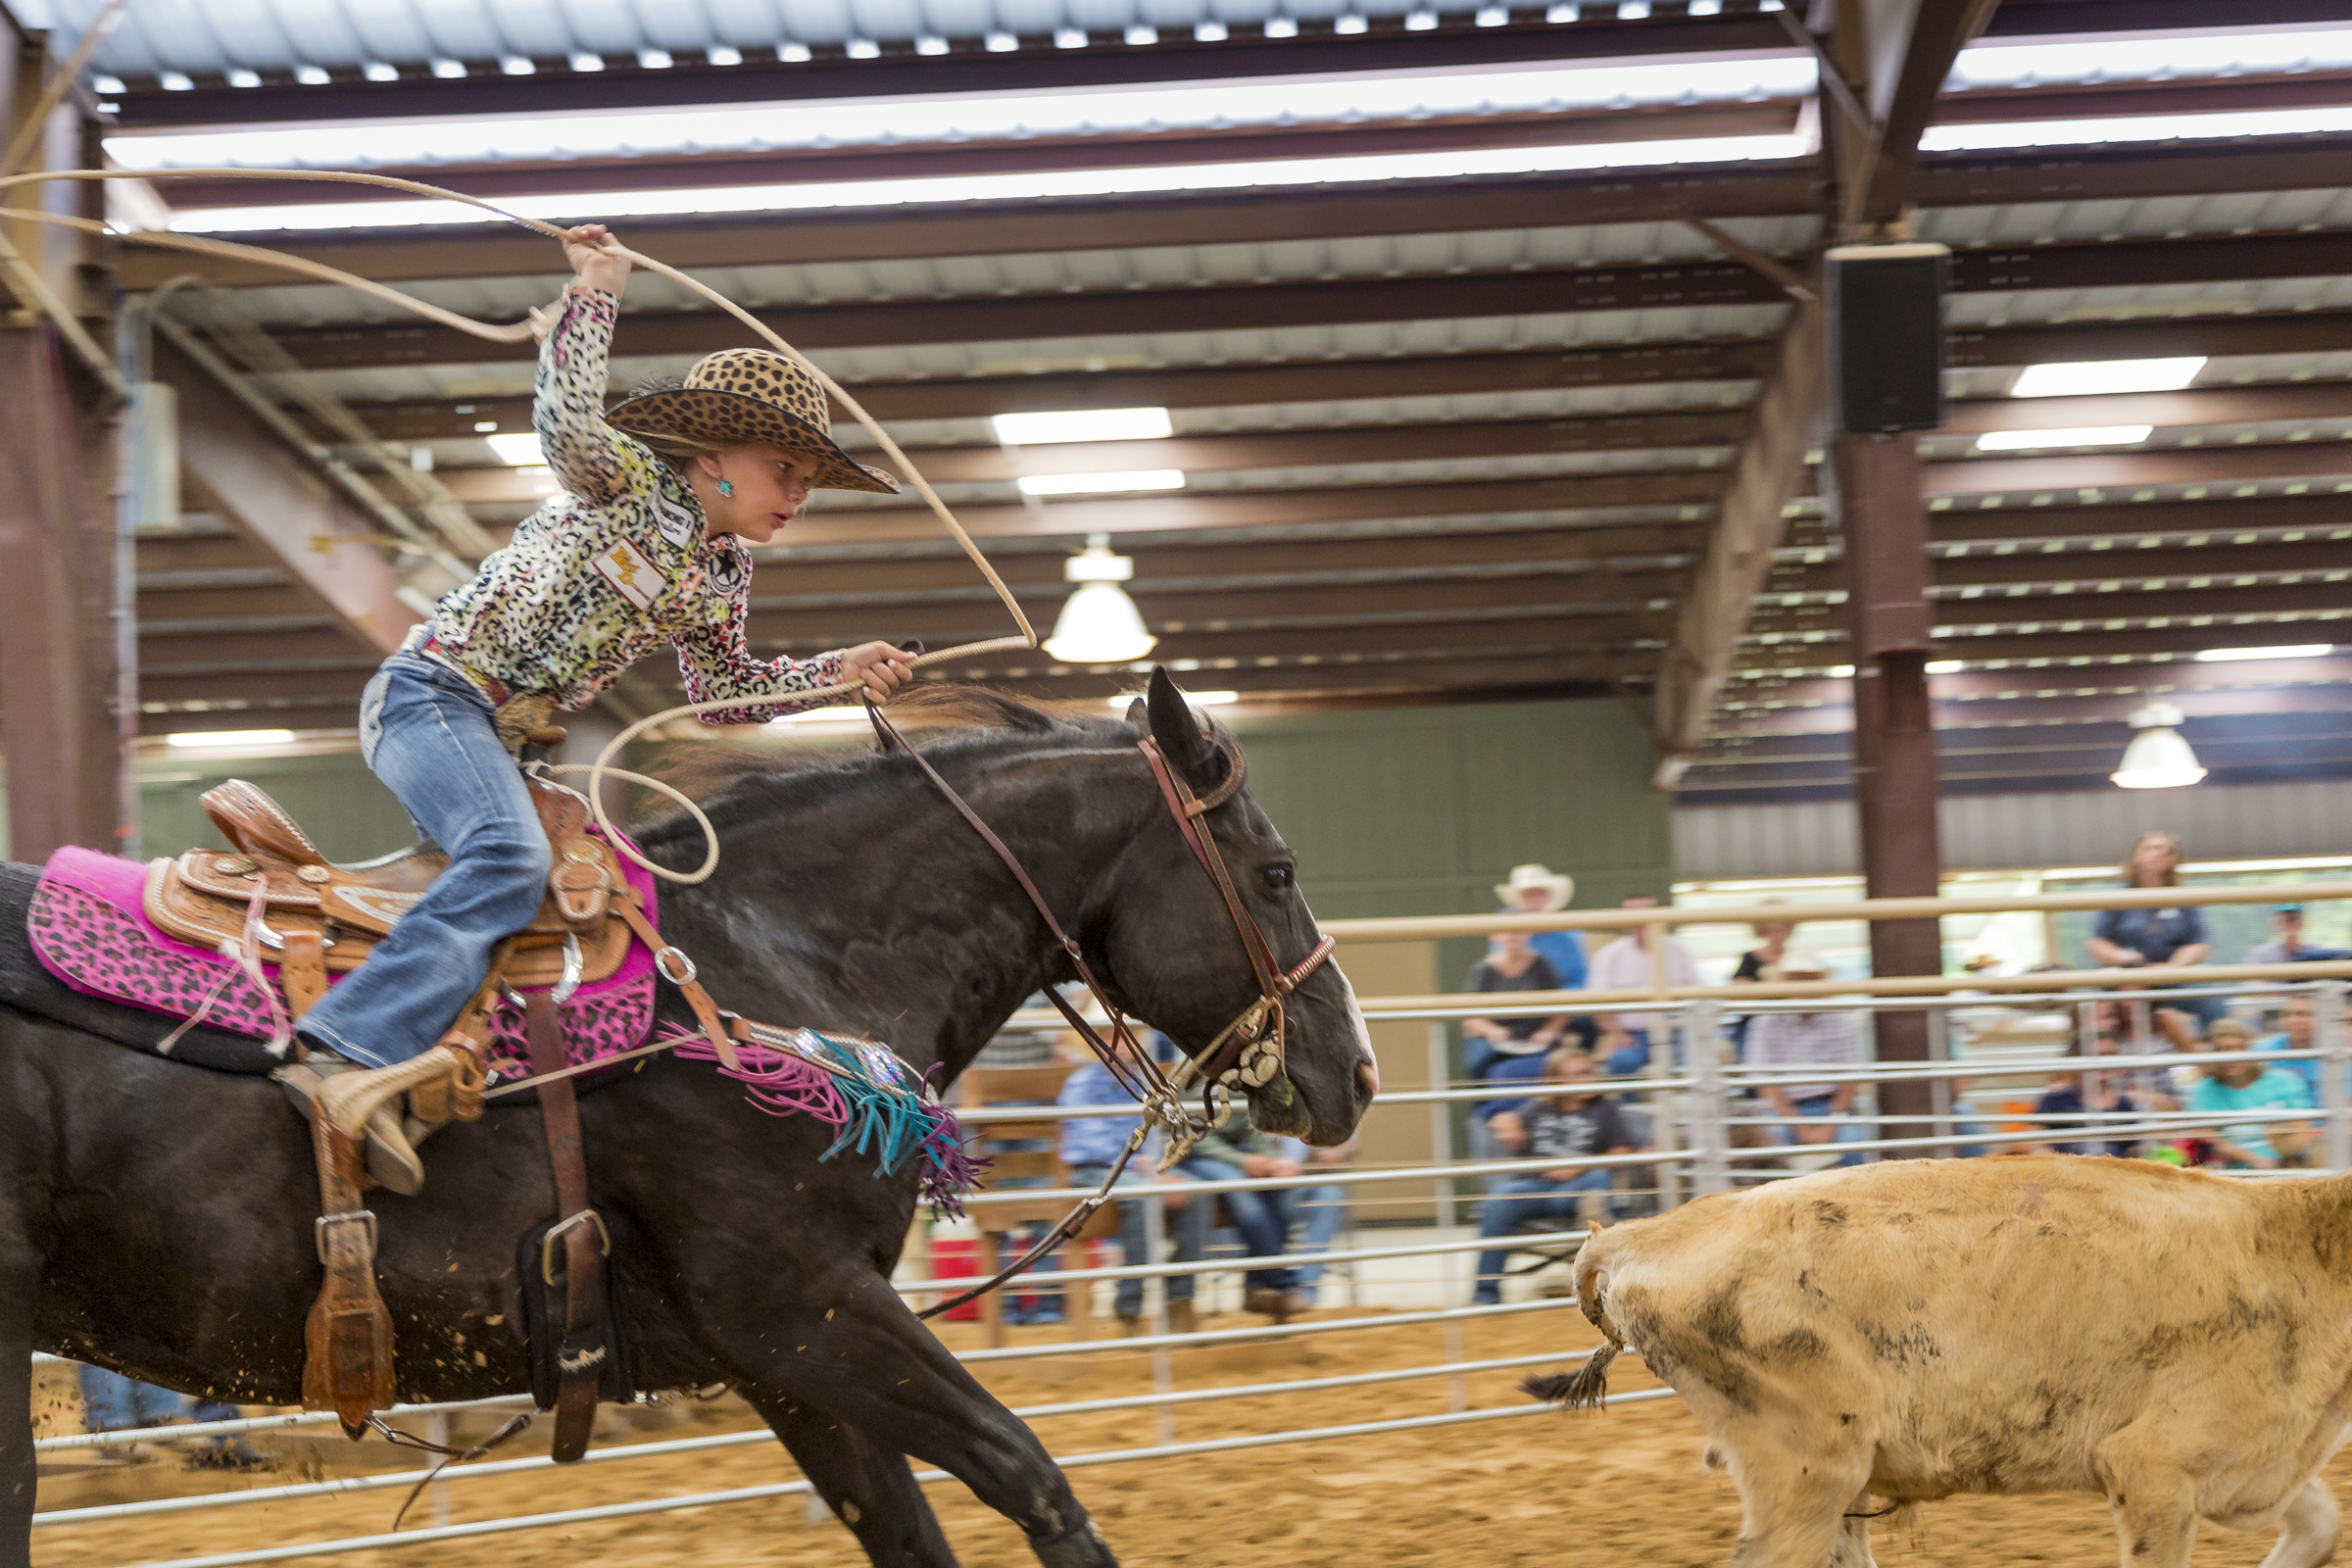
[290, 224, 914, 1192]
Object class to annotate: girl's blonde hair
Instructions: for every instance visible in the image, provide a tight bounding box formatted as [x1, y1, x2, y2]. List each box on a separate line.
[2122, 831, 2184, 888]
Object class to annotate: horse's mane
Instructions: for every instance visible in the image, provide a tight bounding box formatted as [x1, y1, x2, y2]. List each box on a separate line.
[626, 684, 1147, 858]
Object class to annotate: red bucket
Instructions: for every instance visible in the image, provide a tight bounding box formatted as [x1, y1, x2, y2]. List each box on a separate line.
[926, 1236, 982, 1322]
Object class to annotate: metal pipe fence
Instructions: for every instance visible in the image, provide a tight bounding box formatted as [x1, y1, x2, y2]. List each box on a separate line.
[29, 886, 2352, 1567]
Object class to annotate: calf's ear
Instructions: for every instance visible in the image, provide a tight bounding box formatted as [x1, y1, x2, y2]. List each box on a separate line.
[1145, 665, 1226, 791]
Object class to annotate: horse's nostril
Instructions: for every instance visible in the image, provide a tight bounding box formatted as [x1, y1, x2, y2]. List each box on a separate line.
[1355, 1056, 1380, 1102]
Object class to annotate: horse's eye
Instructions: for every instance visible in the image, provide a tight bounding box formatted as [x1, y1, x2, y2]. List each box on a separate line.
[1263, 864, 1295, 892]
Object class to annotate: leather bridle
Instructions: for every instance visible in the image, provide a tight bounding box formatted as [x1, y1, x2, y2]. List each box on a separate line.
[861, 701, 1339, 1320]
[1135, 734, 1337, 1099]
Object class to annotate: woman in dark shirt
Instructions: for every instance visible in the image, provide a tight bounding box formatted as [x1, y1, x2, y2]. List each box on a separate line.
[2086, 831, 2216, 1022]
[1461, 931, 1568, 1088]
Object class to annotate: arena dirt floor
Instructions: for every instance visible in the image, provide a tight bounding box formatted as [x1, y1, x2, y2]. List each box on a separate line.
[33, 1298, 2349, 1567]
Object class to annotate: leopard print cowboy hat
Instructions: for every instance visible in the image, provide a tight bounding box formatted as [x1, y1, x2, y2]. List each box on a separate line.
[606, 349, 900, 495]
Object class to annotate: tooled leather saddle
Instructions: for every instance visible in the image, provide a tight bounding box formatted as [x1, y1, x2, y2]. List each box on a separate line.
[146, 777, 630, 1000]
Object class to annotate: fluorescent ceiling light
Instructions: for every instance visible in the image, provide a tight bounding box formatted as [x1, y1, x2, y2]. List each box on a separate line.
[1949, 29, 2352, 92]
[109, 58, 1818, 176]
[1827, 663, 1855, 678]
[485, 431, 545, 466]
[2193, 644, 2333, 663]
[1922, 106, 2352, 154]
[165, 728, 296, 749]
[1924, 660, 1963, 674]
[1974, 425, 2151, 452]
[992, 407, 1172, 445]
[1017, 469, 1185, 497]
[2010, 357, 2205, 399]
[166, 134, 1811, 232]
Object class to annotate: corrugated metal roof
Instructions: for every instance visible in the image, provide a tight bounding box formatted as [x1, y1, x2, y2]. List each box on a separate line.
[214, 214, 1823, 327]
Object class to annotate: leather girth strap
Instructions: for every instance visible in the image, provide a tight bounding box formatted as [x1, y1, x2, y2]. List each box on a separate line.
[302, 1118, 394, 1438]
[525, 991, 607, 1463]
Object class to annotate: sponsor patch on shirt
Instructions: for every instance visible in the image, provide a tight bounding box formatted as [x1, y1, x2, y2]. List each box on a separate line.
[593, 539, 666, 612]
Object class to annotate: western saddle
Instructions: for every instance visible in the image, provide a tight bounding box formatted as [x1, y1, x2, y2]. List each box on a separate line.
[156, 775, 698, 1459]
[147, 776, 633, 1009]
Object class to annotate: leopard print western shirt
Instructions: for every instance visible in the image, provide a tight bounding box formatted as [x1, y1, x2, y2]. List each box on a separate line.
[425, 284, 845, 720]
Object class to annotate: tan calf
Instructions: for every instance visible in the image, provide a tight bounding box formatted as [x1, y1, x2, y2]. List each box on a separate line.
[1532, 1156, 2352, 1568]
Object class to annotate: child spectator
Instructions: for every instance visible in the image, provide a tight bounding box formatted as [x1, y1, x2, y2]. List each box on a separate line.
[2187, 1019, 2316, 1169]
[1469, 1049, 1640, 1305]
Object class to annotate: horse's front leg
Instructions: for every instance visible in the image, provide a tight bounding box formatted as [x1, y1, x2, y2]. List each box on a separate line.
[748, 1391, 957, 1567]
[732, 1273, 1115, 1568]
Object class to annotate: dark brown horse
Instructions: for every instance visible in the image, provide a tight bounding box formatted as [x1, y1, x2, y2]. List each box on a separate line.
[0, 671, 1377, 1567]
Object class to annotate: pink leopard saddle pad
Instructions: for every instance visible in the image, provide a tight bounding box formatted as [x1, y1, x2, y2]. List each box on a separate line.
[26, 844, 660, 1077]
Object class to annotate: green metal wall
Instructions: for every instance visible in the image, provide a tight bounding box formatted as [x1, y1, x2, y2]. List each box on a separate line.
[84, 697, 1670, 925]
[1225, 697, 1672, 921]
[133, 753, 412, 863]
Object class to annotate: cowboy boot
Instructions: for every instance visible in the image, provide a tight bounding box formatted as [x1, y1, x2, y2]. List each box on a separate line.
[305, 1045, 478, 1195]
[274, 1061, 426, 1196]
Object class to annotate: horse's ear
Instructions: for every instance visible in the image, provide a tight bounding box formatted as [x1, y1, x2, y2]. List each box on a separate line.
[1123, 696, 1149, 731]
[1145, 666, 1222, 787]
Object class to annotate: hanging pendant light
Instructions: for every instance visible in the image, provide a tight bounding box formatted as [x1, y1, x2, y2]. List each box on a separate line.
[1043, 534, 1157, 664]
[2111, 701, 2206, 790]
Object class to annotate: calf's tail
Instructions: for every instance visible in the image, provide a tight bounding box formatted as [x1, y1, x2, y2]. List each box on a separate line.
[1521, 1231, 1621, 1410]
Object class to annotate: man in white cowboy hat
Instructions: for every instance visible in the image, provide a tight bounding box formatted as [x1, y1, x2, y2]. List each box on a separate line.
[1744, 950, 1870, 1167]
[1495, 862, 1586, 990]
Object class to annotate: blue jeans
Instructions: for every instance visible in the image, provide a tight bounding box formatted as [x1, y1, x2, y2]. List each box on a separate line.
[1290, 1183, 1347, 1296]
[1472, 1171, 1614, 1303]
[1071, 1164, 1210, 1318]
[1182, 1157, 1298, 1291]
[298, 652, 554, 1068]
[79, 1366, 239, 1435]
[1770, 1094, 1869, 1167]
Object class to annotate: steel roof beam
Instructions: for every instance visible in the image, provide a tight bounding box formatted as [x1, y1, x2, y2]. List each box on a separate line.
[159, 338, 417, 657]
[336, 314, 2352, 442]
[257, 228, 2352, 374]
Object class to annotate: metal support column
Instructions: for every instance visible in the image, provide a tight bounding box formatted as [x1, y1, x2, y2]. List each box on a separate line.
[1833, 429, 1943, 1136]
[0, 325, 122, 861]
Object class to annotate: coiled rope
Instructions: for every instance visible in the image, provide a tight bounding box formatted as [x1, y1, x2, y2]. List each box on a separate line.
[0, 167, 1045, 881]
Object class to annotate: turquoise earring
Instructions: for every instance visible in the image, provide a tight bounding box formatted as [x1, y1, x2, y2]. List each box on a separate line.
[715, 479, 734, 497]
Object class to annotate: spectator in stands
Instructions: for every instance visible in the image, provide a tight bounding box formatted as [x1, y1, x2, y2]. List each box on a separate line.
[1744, 950, 1869, 1165]
[2088, 999, 2185, 1114]
[1057, 1039, 1209, 1335]
[2085, 831, 2216, 1023]
[76, 1366, 261, 1468]
[1732, 905, 1796, 984]
[1182, 1106, 1310, 1320]
[2247, 905, 2351, 966]
[1275, 1133, 1357, 1304]
[1496, 863, 1586, 990]
[2254, 994, 2321, 1101]
[1727, 901, 1796, 1058]
[2034, 1038, 2152, 1158]
[1461, 931, 1569, 1106]
[1583, 896, 1701, 1076]
[1470, 1049, 1640, 1304]
[2188, 1018, 2316, 1169]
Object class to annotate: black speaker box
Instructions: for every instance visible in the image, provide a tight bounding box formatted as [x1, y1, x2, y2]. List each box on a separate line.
[1825, 243, 1949, 435]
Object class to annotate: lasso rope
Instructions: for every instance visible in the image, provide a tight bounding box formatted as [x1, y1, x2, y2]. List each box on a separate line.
[0, 166, 1046, 881]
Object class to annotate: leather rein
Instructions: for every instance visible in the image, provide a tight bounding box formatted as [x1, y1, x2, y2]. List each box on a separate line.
[858, 702, 1336, 1321]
